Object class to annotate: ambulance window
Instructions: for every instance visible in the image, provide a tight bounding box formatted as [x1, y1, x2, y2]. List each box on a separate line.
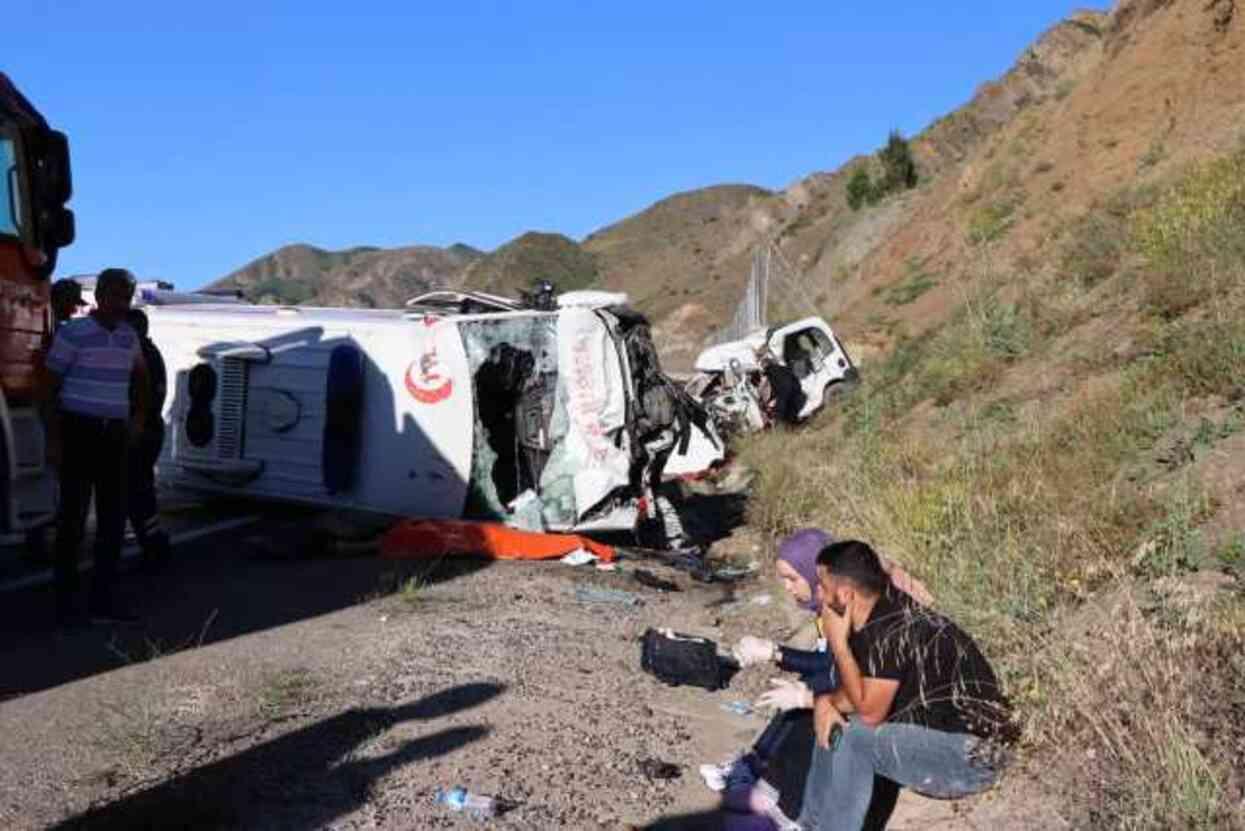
[1, 138, 21, 237]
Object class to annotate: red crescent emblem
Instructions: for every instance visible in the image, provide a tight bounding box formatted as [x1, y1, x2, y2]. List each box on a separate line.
[406, 318, 453, 404]
[405, 362, 453, 403]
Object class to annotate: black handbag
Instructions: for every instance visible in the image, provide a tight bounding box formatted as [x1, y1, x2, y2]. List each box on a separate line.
[640, 628, 724, 690]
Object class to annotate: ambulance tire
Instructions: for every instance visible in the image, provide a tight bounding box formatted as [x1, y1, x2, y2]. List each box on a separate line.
[322, 344, 365, 494]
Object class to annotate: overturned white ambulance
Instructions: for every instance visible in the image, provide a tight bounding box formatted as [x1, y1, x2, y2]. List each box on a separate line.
[148, 290, 716, 533]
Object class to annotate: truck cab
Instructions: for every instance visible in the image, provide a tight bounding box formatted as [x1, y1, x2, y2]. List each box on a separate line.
[0, 74, 75, 538]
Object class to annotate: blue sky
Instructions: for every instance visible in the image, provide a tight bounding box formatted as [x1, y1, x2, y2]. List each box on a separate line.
[8, 1, 1087, 289]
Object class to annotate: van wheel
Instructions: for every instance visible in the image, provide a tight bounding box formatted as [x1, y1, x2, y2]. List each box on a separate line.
[822, 383, 845, 411]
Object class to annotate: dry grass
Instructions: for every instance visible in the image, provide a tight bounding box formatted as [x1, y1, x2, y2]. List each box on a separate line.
[257, 668, 320, 720]
[736, 145, 1245, 827]
[1024, 580, 1245, 829]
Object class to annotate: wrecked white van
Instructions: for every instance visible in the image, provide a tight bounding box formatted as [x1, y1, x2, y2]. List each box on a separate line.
[149, 291, 714, 533]
[687, 316, 859, 432]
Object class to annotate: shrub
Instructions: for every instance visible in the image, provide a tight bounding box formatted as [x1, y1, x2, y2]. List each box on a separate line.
[1059, 212, 1126, 287]
[1134, 147, 1245, 318]
[883, 259, 938, 306]
[846, 168, 876, 211]
[967, 199, 1018, 245]
[879, 130, 919, 193]
[846, 131, 919, 211]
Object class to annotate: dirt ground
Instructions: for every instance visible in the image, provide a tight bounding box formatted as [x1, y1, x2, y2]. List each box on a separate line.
[0, 499, 1066, 830]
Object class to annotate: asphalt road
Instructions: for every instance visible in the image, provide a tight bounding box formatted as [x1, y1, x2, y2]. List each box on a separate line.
[0, 500, 470, 699]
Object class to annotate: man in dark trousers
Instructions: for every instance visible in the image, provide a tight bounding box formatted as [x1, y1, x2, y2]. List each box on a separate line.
[798, 540, 1016, 830]
[125, 308, 171, 572]
[758, 350, 806, 426]
[43, 268, 150, 625]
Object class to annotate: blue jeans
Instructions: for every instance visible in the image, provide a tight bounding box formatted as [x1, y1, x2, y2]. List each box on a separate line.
[798, 719, 1006, 831]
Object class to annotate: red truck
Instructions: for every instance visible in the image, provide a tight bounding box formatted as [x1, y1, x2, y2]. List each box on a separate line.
[0, 73, 75, 538]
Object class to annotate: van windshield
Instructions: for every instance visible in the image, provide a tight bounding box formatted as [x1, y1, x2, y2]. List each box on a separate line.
[1, 137, 20, 237]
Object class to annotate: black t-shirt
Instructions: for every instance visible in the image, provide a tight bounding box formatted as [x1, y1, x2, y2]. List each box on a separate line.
[847, 589, 1016, 741]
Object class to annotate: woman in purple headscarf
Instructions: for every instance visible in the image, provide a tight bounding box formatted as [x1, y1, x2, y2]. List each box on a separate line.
[703, 528, 931, 830]
[735, 528, 932, 700]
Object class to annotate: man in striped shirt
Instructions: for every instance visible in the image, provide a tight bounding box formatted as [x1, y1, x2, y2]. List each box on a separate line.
[43, 268, 150, 626]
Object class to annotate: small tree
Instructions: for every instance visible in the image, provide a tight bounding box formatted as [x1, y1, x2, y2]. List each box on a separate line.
[879, 130, 918, 193]
[846, 168, 875, 211]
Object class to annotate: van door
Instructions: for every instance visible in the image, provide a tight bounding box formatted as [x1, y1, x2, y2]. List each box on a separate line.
[776, 327, 824, 418]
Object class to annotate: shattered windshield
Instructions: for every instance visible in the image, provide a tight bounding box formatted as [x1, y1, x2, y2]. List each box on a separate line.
[1, 137, 20, 237]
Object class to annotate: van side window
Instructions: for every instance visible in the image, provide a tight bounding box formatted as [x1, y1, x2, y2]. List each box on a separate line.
[783, 329, 819, 379]
[811, 328, 835, 357]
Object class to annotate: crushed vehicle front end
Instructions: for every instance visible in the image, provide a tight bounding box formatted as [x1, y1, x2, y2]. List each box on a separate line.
[458, 297, 718, 534]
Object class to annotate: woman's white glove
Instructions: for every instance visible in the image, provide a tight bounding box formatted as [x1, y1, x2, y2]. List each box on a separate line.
[732, 636, 778, 667]
[755, 677, 813, 712]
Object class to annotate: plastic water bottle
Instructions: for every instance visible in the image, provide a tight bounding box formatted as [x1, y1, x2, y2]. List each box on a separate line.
[435, 786, 498, 819]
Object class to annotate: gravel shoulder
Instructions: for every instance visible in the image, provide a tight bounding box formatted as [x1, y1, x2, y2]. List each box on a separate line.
[0, 517, 1060, 830]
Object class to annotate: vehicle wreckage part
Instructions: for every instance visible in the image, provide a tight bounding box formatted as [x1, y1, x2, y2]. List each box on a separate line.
[555, 306, 631, 522]
[381, 518, 616, 562]
[461, 316, 561, 522]
[322, 343, 365, 494]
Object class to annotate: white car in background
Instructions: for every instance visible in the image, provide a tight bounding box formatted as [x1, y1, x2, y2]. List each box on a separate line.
[686, 316, 859, 433]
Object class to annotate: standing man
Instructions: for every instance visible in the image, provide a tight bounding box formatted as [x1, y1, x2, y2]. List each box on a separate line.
[43, 268, 150, 625]
[24, 278, 89, 563]
[124, 308, 171, 571]
[757, 350, 806, 426]
[799, 540, 1016, 831]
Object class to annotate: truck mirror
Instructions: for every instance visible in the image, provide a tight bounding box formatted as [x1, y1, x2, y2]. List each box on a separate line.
[24, 128, 72, 205]
[46, 206, 74, 247]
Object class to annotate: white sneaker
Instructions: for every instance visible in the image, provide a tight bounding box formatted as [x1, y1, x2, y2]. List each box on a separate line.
[697, 753, 757, 792]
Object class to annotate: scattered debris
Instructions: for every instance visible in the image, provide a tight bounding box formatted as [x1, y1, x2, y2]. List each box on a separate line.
[640, 628, 726, 690]
[633, 570, 682, 593]
[574, 586, 644, 607]
[720, 700, 756, 718]
[620, 547, 759, 584]
[434, 786, 518, 818]
[638, 758, 682, 781]
[712, 561, 761, 582]
[559, 548, 599, 567]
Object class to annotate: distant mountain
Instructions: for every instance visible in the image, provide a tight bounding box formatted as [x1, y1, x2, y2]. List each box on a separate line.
[207, 242, 483, 308]
[207, 233, 602, 310]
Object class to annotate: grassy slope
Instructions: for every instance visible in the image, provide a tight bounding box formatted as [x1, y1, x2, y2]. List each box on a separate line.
[736, 5, 1245, 822]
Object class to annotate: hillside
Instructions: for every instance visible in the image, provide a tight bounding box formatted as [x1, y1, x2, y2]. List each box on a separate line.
[733, 1, 1245, 827]
[459, 231, 600, 297]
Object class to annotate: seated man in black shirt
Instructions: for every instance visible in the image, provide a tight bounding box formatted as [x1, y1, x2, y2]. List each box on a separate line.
[799, 540, 1016, 831]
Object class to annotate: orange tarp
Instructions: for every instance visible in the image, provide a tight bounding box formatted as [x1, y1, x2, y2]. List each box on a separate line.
[380, 519, 616, 563]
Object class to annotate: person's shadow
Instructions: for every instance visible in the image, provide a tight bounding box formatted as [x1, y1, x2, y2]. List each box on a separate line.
[53, 681, 504, 830]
